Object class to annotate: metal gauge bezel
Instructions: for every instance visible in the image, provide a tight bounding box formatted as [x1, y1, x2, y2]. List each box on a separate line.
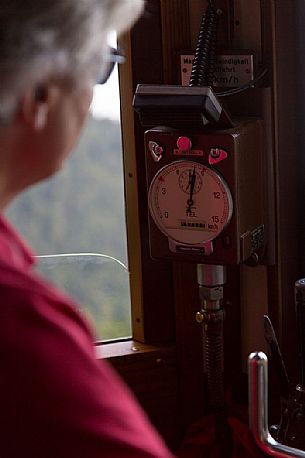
[148, 160, 233, 245]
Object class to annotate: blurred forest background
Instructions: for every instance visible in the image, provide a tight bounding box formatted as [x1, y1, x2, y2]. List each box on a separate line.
[6, 116, 132, 341]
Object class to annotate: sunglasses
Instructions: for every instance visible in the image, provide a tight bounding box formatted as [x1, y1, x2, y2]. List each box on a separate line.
[97, 47, 125, 85]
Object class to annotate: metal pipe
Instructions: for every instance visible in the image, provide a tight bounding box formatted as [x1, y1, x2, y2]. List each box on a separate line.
[197, 264, 232, 455]
[196, 264, 226, 411]
[248, 351, 305, 457]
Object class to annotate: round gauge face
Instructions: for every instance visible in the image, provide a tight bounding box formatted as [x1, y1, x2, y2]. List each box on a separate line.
[148, 160, 233, 245]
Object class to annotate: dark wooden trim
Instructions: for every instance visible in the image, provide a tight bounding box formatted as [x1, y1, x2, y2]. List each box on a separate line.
[275, 1, 304, 379]
[101, 344, 179, 449]
[159, 0, 191, 84]
[129, 0, 175, 344]
[264, 0, 303, 380]
[296, 1, 305, 271]
[173, 262, 204, 429]
[260, 0, 283, 343]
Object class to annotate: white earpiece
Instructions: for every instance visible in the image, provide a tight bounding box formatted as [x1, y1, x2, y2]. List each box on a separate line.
[34, 105, 48, 130]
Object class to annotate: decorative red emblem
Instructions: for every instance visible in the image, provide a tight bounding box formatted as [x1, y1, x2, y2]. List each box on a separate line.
[208, 148, 228, 165]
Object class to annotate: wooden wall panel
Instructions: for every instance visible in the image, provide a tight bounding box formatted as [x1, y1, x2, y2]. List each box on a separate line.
[161, 0, 244, 433]
[105, 345, 179, 449]
[269, 0, 303, 380]
[118, 0, 305, 447]
[130, 0, 175, 344]
[159, 0, 191, 84]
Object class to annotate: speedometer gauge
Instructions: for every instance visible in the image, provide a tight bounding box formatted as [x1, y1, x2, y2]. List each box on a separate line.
[148, 160, 233, 245]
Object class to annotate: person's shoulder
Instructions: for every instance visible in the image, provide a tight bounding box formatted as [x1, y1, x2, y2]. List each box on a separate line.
[0, 258, 68, 302]
[0, 260, 93, 350]
[0, 257, 86, 318]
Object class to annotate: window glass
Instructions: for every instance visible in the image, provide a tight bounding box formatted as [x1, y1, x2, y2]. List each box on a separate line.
[6, 45, 132, 342]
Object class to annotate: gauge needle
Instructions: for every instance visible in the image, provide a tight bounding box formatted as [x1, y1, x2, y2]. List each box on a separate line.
[187, 167, 196, 214]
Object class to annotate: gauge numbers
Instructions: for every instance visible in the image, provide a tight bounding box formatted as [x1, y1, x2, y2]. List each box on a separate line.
[148, 160, 233, 245]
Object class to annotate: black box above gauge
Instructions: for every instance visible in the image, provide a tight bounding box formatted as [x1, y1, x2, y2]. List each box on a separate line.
[133, 84, 234, 129]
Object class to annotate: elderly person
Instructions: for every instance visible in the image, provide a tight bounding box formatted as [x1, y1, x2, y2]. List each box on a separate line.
[0, 1, 175, 457]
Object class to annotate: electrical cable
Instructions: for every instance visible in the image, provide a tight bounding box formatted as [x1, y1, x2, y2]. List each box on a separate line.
[216, 68, 268, 97]
[189, 1, 268, 98]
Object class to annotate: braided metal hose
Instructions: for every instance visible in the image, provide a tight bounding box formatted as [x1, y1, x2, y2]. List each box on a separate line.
[203, 311, 225, 411]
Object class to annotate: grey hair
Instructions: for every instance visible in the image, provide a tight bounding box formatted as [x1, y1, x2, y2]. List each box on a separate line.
[0, 0, 144, 125]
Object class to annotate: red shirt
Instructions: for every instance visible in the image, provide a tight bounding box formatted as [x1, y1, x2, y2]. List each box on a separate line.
[0, 215, 175, 458]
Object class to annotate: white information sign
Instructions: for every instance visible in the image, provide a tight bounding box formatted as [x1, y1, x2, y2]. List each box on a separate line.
[180, 53, 254, 88]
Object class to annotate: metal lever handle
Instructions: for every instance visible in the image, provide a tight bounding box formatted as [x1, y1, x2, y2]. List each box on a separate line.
[248, 351, 305, 457]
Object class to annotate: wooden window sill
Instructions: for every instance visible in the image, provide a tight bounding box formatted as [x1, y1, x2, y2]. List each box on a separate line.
[95, 340, 175, 360]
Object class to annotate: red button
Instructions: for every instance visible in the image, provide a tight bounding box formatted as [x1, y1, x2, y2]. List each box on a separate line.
[177, 136, 192, 151]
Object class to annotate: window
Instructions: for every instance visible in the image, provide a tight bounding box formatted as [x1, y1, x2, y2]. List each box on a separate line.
[6, 38, 132, 342]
